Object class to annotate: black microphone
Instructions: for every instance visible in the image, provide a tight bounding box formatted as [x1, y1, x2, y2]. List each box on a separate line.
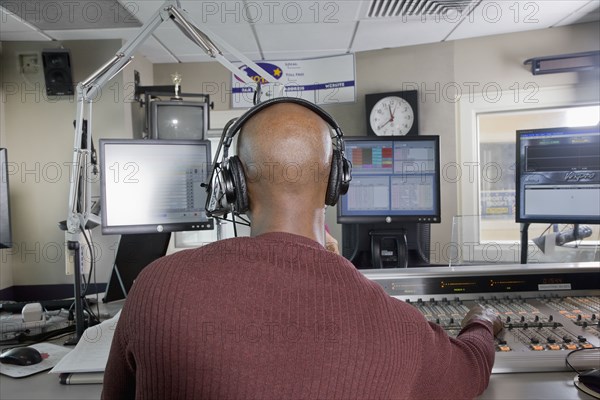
[556, 225, 593, 246]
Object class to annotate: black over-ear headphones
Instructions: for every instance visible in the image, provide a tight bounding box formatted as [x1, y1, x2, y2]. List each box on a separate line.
[205, 97, 352, 217]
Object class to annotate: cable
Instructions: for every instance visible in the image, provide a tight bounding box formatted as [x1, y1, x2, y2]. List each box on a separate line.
[0, 325, 76, 346]
[90, 230, 101, 321]
[540, 224, 552, 237]
[565, 346, 600, 374]
[212, 215, 251, 227]
[77, 225, 100, 326]
[232, 213, 238, 237]
[416, 223, 431, 265]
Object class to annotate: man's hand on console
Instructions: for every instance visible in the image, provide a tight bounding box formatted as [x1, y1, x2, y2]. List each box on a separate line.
[461, 305, 503, 336]
[325, 231, 340, 254]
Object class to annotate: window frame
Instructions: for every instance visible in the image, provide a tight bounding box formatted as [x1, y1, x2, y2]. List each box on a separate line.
[456, 85, 597, 263]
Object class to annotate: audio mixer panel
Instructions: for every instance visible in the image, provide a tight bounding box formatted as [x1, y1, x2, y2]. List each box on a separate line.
[362, 262, 600, 373]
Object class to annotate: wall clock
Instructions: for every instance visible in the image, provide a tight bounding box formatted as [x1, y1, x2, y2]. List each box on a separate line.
[366, 90, 419, 136]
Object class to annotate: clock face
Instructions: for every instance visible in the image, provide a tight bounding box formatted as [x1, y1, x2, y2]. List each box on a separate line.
[369, 96, 415, 136]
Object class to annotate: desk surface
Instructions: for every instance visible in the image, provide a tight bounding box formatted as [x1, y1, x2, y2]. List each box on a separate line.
[0, 370, 596, 400]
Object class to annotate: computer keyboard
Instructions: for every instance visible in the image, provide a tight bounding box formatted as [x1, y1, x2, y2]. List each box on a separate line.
[0, 299, 80, 313]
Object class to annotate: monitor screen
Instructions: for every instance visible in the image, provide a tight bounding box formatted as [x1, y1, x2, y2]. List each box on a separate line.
[100, 139, 214, 234]
[516, 125, 600, 224]
[150, 101, 208, 140]
[0, 148, 12, 248]
[337, 136, 441, 224]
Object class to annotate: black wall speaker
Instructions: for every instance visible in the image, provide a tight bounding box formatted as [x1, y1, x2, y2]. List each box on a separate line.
[42, 49, 74, 96]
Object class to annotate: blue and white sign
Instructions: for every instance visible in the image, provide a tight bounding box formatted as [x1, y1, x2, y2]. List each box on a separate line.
[231, 54, 356, 108]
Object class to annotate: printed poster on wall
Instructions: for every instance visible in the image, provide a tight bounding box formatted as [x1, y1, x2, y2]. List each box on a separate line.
[231, 54, 356, 108]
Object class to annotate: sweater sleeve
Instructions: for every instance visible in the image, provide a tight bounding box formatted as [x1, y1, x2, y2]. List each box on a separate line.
[409, 318, 496, 399]
[101, 300, 137, 399]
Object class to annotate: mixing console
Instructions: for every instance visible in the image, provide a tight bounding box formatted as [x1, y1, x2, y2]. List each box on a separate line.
[362, 262, 600, 373]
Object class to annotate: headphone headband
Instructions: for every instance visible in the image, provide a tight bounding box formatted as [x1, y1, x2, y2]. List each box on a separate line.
[206, 96, 351, 218]
[223, 97, 344, 156]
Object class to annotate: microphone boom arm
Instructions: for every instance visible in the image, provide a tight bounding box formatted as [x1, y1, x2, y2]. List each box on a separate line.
[65, 0, 275, 342]
[67, 0, 274, 239]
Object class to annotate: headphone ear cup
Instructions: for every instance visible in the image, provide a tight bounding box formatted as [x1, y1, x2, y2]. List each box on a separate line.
[228, 156, 249, 213]
[339, 157, 351, 196]
[325, 149, 342, 206]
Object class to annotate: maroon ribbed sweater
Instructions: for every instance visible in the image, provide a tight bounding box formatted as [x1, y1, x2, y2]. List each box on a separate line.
[102, 232, 495, 400]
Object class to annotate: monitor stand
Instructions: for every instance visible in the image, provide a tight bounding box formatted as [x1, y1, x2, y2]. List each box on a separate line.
[103, 233, 171, 303]
[370, 230, 408, 269]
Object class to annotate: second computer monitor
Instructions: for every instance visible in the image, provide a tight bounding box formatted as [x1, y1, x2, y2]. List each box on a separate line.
[338, 135, 441, 224]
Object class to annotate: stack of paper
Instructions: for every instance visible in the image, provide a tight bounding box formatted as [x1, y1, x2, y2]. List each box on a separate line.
[50, 311, 120, 384]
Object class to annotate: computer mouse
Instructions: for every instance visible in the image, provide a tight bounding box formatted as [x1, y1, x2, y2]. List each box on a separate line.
[0, 347, 43, 366]
[579, 369, 600, 388]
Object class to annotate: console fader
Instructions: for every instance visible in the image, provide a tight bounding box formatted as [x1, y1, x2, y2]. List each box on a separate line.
[361, 262, 600, 373]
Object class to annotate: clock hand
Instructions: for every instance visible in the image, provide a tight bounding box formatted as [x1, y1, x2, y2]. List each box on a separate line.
[388, 104, 394, 121]
[378, 119, 392, 130]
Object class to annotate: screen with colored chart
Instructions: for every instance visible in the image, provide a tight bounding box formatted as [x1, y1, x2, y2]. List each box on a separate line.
[338, 136, 441, 224]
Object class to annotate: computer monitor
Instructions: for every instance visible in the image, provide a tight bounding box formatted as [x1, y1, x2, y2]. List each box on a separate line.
[150, 100, 208, 140]
[338, 136, 440, 269]
[338, 136, 441, 224]
[516, 125, 600, 224]
[0, 148, 12, 248]
[100, 139, 214, 235]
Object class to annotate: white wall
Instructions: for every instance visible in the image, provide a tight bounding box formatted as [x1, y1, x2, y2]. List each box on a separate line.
[0, 40, 153, 291]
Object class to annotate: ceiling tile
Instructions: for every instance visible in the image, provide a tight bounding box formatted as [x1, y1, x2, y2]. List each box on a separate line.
[154, 23, 259, 56]
[137, 35, 178, 63]
[261, 50, 349, 60]
[180, 0, 363, 26]
[255, 22, 355, 52]
[0, 30, 52, 40]
[0, 0, 141, 30]
[117, 0, 160, 25]
[177, 54, 219, 63]
[554, 0, 600, 26]
[44, 28, 139, 41]
[447, 0, 592, 41]
[351, 18, 456, 52]
[0, 8, 35, 31]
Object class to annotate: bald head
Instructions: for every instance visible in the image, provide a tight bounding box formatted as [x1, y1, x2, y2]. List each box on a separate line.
[237, 102, 333, 216]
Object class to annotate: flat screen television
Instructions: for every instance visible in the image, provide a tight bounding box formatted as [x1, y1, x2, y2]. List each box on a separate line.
[100, 139, 214, 235]
[516, 125, 600, 224]
[0, 148, 12, 248]
[150, 100, 208, 140]
[338, 136, 441, 224]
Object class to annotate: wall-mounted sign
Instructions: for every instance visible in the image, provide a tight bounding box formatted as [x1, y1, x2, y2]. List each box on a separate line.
[231, 54, 356, 108]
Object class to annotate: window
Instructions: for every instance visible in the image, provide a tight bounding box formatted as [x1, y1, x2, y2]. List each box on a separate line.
[456, 86, 599, 263]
